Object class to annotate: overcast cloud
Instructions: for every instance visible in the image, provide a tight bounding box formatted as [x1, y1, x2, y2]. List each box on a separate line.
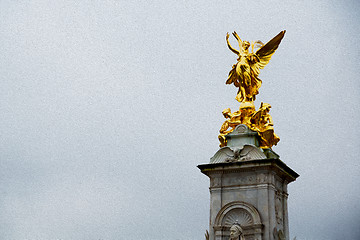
[0, 0, 359, 240]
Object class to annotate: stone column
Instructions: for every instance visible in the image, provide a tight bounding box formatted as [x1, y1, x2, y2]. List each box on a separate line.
[198, 125, 298, 240]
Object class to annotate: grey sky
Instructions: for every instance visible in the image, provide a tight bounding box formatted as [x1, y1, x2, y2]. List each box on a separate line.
[0, 0, 359, 239]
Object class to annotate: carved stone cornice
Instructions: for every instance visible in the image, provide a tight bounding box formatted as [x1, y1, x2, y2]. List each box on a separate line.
[198, 158, 299, 184]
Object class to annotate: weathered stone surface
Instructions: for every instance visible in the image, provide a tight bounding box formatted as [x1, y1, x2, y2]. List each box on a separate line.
[198, 159, 298, 240]
[226, 124, 260, 149]
[210, 145, 267, 164]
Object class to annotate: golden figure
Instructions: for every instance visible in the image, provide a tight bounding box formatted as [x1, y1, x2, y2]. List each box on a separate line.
[218, 103, 256, 147]
[226, 31, 286, 103]
[218, 102, 279, 149]
[218, 31, 284, 149]
[218, 108, 241, 147]
[250, 102, 280, 148]
[238, 102, 255, 126]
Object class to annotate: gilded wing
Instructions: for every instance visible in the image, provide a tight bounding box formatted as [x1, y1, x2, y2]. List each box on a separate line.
[251, 30, 286, 75]
[251, 40, 264, 53]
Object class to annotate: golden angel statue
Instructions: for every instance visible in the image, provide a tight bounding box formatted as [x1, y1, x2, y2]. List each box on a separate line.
[226, 30, 286, 103]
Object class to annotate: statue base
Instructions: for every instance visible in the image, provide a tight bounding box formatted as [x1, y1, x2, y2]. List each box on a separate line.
[198, 159, 298, 240]
[199, 126, 298, 240]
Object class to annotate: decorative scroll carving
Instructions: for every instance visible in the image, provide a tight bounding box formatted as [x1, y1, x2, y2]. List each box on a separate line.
[256, 173, 267, 183]
[273, 227, 285, 240]
[275, 191, 283, 225]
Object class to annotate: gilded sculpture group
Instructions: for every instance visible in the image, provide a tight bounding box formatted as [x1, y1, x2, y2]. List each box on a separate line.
[219, 31, 285, 149]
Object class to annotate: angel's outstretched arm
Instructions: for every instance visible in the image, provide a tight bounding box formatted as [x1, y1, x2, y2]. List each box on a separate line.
[226, 32, 239, 55]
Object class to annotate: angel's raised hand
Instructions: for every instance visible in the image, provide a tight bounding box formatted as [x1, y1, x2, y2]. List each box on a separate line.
[232, 31, 240, 41]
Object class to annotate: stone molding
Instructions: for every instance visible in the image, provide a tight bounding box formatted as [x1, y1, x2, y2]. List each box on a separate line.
[198, 158, 299, 185]
[210, 184, 277, 192]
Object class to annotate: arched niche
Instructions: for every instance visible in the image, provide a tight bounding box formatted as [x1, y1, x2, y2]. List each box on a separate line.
[214, 201, 263, 240]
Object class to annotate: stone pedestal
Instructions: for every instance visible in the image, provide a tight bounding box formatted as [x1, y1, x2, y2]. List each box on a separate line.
[198, 125, 298, 240]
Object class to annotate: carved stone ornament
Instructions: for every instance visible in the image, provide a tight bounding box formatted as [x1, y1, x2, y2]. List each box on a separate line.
[213, 201, 263, 240]
[275, 191, 283, 225]
[215, 201, 262, 227]
[223, 209, 253, 226]
[210, 145, 266, 164]
[229, 224, 245, 240]
[273, 228, 285, 240]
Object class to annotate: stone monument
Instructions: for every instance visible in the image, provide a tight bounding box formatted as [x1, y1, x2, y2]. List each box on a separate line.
[198, 31, 299, 240]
